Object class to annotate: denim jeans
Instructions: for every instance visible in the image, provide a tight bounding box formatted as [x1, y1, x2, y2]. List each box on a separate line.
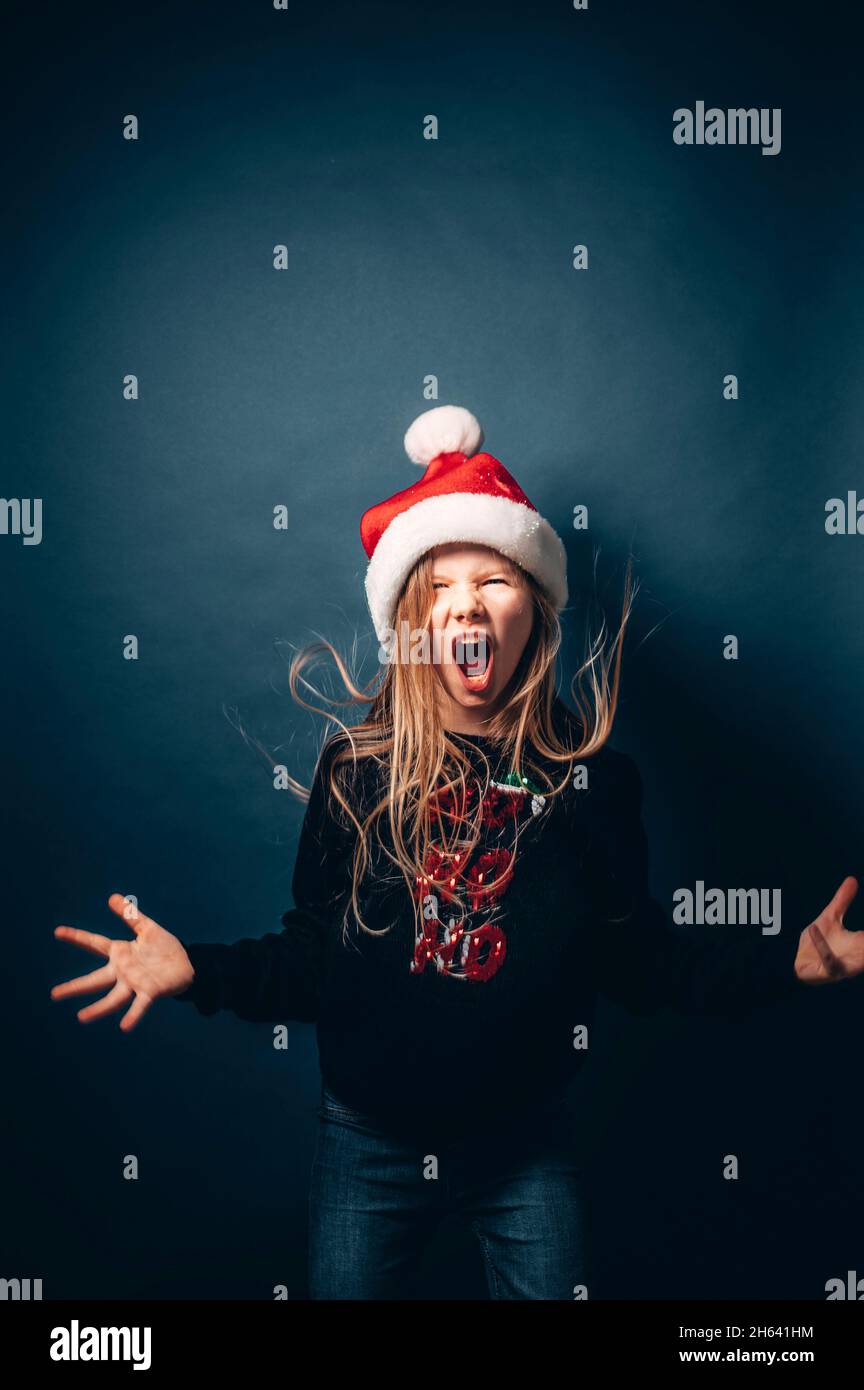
[308, 1082, 587, 1299]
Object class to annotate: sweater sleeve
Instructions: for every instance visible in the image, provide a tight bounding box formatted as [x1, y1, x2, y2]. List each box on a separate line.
[171, 736, 355, 1022]
[584, 750, 809, 1019]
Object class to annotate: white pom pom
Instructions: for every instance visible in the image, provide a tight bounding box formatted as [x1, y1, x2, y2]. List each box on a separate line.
[404, 405, 484, 467]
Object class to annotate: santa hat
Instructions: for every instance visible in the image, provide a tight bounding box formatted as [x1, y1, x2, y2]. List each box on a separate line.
[360, 405, 569, 644]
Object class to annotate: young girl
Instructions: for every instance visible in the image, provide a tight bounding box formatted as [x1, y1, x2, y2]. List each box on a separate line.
[52, 404, 862, 1300]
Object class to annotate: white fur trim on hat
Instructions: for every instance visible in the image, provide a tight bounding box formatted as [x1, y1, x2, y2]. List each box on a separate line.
[404, 405, 484, 467]
[364, 491, 568, 644]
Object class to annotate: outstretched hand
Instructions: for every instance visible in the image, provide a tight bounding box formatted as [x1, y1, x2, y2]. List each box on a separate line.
[51, 894, 195, 1032]
[795, 877, 863, 984]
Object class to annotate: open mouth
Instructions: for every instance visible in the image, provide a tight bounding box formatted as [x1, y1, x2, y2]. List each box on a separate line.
[452, 633, 494, 693]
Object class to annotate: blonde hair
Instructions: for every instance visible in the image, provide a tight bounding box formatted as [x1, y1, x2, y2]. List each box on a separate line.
[270, 547, 636, 948]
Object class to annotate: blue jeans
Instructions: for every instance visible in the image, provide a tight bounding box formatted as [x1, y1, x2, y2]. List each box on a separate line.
[308, 1083, 587, 1299]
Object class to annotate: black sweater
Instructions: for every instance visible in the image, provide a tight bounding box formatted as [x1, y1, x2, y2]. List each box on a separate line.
[174, 711, 808, 1138]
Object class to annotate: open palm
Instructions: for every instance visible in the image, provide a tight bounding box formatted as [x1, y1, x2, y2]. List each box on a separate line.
[795, 876, 863, 984]
[51, 893, 194, 1032]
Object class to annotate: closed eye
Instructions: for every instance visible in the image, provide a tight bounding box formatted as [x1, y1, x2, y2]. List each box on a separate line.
[432, 578, 508, 590]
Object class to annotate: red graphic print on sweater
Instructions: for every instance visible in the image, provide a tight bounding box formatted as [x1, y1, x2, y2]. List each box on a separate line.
[410, 773, 546, 983]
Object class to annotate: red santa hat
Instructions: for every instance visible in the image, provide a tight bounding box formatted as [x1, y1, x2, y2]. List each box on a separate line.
[360, 405, 569, 643]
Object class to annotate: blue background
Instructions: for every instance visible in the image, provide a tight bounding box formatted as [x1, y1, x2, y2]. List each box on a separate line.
[5, 0, 862, 1298]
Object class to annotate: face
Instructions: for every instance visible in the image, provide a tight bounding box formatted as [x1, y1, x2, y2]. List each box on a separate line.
[428, 543, 535, 732]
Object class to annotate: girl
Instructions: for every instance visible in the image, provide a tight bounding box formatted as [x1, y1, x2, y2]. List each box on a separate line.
[51, 404, 862, 1300]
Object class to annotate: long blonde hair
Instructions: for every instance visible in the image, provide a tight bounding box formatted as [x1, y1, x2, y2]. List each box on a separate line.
[271, 547, 636, 947]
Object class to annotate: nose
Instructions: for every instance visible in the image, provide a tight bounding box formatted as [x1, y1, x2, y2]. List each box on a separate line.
[450, 584, 487, 623]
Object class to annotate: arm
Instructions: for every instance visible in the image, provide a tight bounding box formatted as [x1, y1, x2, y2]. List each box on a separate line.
[584, 750, 809, 1019]
[173, 736, 355, 1022]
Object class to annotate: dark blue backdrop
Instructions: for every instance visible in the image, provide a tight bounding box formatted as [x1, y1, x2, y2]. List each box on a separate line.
[4, 0, 862, 1299]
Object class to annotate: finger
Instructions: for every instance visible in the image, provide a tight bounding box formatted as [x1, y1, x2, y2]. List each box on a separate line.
[107, 893, 155, 936]
[51, 964, 115, 1001]
[808, 921, 847, 981]
[118, 993, 153, 1033]
[54, 925, 112, 959]
[824, 876, 858, 924]
[77, 980, 133, 1023]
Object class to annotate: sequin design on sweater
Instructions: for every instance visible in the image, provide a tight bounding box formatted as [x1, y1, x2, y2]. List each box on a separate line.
[410, 767, 548, 983]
